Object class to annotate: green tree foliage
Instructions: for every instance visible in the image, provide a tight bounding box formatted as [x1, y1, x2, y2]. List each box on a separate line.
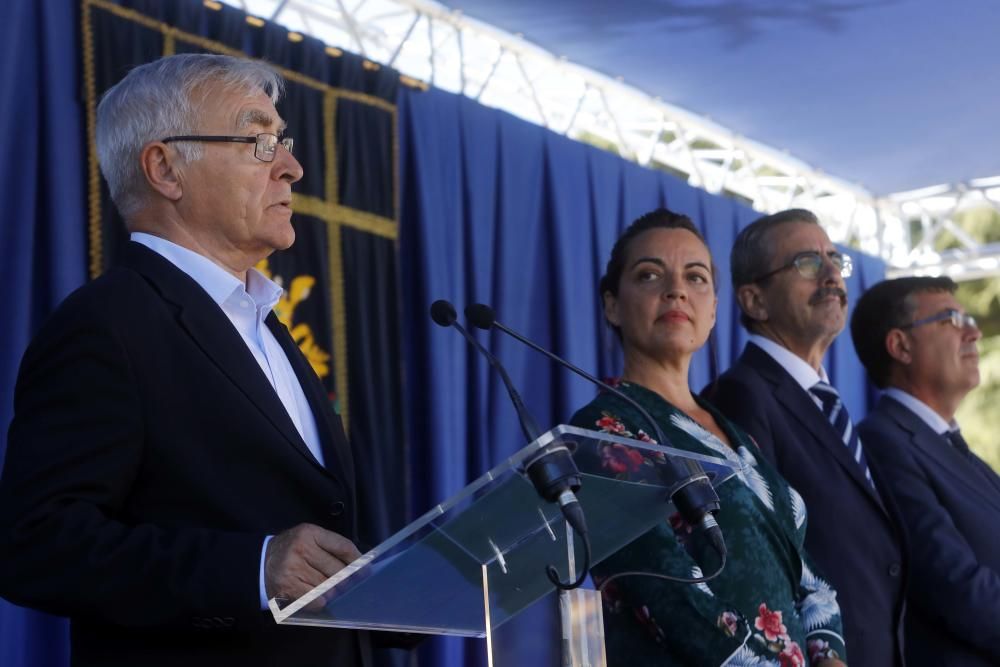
[949, 208, 1000, 337]
[945, 207, 1000, 470]
[956, 335, 1000, 471]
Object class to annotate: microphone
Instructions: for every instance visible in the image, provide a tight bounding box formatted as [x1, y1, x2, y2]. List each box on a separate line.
[429, 300, 590, 589]
[465, 303, 726, 560]
[430, 300, 542, 443]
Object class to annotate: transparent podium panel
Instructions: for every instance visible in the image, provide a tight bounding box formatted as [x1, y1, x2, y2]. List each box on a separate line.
[270, 425, 736, 638]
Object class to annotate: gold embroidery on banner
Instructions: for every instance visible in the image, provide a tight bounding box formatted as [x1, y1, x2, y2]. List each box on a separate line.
[391, 106, 400, 222]
[324, 91, 349, 430]
[292, 195, 397, 240]
[325, 92, 339, 211]
[334, 89, 395, 114]
[82, 0, 102, 279]
[339, 207, 398, 240]
[255, 259, 332, 379]
[399, 75, 429, 91]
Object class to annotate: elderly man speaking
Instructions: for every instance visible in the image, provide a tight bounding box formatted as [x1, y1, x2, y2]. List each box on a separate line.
[706, 208, 908, 666]
[0, 54, 377, 667]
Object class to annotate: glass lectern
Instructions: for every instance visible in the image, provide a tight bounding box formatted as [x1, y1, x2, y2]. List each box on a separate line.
[269, 425, 736, 665]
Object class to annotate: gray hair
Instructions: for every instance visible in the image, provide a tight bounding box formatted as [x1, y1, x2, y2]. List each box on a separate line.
[730, 208, 820, 330]
[95, 53, 284, 220]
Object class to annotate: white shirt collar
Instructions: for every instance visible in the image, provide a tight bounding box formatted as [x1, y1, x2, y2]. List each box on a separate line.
[131, 232, 281, 311]
[244, 267, 283, 313]
[882, 387, 956, 435]
[748, 333, 830, 391]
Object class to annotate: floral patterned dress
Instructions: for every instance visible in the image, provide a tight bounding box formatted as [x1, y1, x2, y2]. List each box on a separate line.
[571, 382, 846, 666]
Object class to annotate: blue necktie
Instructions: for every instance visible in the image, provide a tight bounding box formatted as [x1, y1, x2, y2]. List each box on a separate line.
[947, 429, 1000, 493]
[810, 381, 875, 490]
[946, 429, 970, 455]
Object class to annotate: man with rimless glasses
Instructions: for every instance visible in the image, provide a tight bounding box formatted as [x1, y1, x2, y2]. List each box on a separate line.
[853, 277, 1000, 666]
[706, 209, 908, 666]
[0, 54, 376, 666]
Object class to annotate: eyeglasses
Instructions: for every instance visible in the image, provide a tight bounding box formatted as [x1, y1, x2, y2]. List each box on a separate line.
[900, 308, 977, 331]
[753, 250, 853, 283]
[160, 133, 294, 162]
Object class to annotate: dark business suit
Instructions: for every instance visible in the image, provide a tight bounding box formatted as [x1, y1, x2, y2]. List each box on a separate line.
[859, 395, 1000, 666]
[706, 342, 907, 667]
[0, 242, 369, 667]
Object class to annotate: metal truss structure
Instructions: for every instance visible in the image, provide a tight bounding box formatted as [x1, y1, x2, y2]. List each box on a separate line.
[885, 177, 1000, 281]
[221, 0, 1000, 281]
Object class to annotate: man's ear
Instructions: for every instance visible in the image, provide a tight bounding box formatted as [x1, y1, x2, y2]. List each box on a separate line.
[885, 329, 912, 365]
[603, 290, 620, 328]
[736, 284, 767, 323]
[139, 142, 184, 202]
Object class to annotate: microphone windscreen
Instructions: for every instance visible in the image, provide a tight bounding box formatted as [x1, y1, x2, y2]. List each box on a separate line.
[465, 303, 496, 330]
[430, 300, 457, 327]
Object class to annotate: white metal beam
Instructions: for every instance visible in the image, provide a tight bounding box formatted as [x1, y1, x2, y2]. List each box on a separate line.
[219, 0, 1000, 281]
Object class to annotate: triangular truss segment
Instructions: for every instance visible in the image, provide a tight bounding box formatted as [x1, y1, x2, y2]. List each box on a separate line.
[221, 0, 1000, 281]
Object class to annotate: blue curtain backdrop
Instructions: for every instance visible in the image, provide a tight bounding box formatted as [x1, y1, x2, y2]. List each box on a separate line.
[0, 1, 85, 665]
[397, 84, 885, 666]
[0, 2, 885, 665]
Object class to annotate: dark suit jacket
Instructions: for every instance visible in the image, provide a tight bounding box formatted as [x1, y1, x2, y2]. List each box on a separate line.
[706, 342, 907, 667]
[0, 243, 370, 667]
[859, 395, 1000, 666]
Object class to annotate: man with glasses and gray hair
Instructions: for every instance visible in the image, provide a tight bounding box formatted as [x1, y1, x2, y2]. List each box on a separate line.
[0, 54, 379, 666]
[705, 209, 907, 666]
[853, 277, 1000, 666]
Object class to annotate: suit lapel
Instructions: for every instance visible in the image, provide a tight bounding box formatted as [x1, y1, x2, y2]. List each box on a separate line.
[745, 344, 887, 512]
[265, 312, 356, 496]
[123, 243, 324, 472]
[881, 397, 1000, 514]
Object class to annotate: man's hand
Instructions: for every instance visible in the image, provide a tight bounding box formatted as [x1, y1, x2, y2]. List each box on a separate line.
[264, 523, 362, 603]
[815, 659, 847, 667]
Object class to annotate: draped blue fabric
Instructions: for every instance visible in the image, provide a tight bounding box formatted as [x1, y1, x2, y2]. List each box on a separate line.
[1, 3, 885, 665]
[0, 1, 84, 665]
[398, 85, 885, 666]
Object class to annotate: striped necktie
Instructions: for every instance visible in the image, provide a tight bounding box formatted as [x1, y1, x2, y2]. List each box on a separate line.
[809, 381, 875, 489]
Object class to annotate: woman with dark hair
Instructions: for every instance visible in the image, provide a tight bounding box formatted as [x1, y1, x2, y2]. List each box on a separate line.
[571, 209, 847, 666]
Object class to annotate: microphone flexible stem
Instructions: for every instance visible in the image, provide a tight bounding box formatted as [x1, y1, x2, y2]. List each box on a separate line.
[431, 300, 592, 590]
[489, 321, 670, 448]
[458, 320, 591, 589]
[452, 320, 542, 443]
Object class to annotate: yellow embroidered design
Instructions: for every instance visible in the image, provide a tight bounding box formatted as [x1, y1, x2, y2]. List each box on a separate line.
[255, 259, 332, 380]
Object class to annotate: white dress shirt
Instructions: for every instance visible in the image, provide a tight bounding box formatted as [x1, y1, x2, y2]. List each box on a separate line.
[748, 334, 830, 411]
[131, 232, 324, 609]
